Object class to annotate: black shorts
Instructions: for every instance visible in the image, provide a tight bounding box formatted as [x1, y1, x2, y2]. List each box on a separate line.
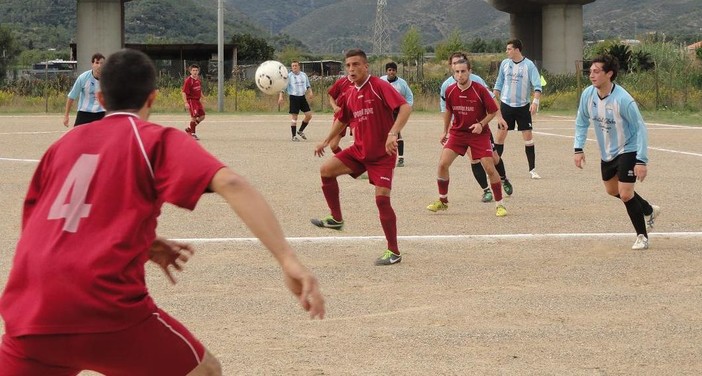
[289, 95, 311, 114]
[74, 111, 105, 126]
[499, 102, 532, 131]
[601, 152, 637, 183]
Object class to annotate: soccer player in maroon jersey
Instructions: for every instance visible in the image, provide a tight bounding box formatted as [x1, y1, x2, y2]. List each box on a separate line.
[312, 49, 411, 266]
[182, 64, 206, 140]
[427, 59, 507, 217]
[326, 75, 355, 154]
[0, 49, 325, 375]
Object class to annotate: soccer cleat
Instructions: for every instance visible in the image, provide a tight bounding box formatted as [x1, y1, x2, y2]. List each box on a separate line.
[481, 188, 493, 203]
[631, 234, 649, 250]
[496, 204, 507, 217]
[310, 215, 344, 230]
[529, 169, 541, 179]
[191, 133, 200, 141]
[396, 157, 404, 167]
[184, 127, 192, 134]
[292, 136, 300, 142]
[647, 205, 661, 229]
[375, 250, 402, 266]
[426, 200, 448, 212]
[502, 179, 513, 196]
[297, 131, 307, 140]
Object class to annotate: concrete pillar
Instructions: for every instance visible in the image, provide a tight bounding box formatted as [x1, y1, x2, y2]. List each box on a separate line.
[511, 12, 543, 68]
[75, 0, 125, 72]
[542, 4, 584, 74]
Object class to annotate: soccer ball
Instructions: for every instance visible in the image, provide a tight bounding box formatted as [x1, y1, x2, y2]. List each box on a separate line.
[255, 60, 288, 95]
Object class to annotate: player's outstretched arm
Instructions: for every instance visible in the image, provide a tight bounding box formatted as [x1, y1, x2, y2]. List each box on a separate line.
[209, 168, 325, 319]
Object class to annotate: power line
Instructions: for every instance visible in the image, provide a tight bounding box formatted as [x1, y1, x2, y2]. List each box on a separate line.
[372, 0, 389, 55]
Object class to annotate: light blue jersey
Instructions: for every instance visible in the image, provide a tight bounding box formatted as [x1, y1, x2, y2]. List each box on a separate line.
[285, 71, 311, 96]
[574, 84, 648, 163]
[67, 70, 104, 113]
[440, 74, 492, 112]
[493, 57, 541, 107]
[379, 75, 414, 106]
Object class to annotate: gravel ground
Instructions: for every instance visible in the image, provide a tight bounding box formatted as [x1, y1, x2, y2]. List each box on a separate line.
[1, 112, 700, 375]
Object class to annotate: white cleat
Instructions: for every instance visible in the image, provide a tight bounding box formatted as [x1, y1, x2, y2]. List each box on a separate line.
[529, 169, 541, 179]
[631, 234, 649, 250]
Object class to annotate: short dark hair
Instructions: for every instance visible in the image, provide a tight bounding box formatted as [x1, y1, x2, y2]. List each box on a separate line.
[189, 64, 200, 70]
[345, 48, 367, 61]
[100, 49, 156, 111]
[591, 54, 620, 81]
[448, 51, 468, 65]
[385, 62, 397, 70]
[507, 39, 523, 51]
[91, 53, 105, 63]
[453, 58, 472, 70]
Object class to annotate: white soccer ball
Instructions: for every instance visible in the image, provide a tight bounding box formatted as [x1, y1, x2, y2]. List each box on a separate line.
[255, 60, 288, 95]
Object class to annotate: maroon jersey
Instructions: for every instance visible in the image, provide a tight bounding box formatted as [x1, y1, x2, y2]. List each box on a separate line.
[182, 76, 202, 100]
[337, 76, 407, 161]
[445, 81, 497, 135]
[328, 77, 355, 121]
[0, 113, 225, 336]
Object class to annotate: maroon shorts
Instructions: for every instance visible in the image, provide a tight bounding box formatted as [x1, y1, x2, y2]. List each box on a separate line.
[0, 309, 205, 376]
[335, 145, 395, 189]
[444, 131, 493, 160]
[187, 99, 205, 118]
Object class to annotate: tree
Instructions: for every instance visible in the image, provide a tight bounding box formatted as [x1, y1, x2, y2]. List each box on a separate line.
[435, 29, 465, 62]
[400, 26, 423, 65]
[230, 33, 275, 64]
[0, 25, 20, 82]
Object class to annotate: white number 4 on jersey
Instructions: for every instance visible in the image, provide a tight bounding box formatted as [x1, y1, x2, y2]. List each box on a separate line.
[47, 154, 100, 233]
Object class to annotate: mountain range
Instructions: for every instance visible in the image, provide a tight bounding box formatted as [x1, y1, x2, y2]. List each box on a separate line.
[1, 0, 700, 55]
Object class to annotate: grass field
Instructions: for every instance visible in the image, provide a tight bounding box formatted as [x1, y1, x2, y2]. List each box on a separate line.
[1, 112, 701, 375]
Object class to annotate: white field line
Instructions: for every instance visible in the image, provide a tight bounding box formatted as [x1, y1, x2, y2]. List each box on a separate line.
[173, 231, 702, 244]
[534, 131, 702, 158]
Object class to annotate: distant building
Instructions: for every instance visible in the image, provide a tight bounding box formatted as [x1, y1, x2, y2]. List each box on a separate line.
[298, 60, 343, 78]
[686, 41, 702, 53]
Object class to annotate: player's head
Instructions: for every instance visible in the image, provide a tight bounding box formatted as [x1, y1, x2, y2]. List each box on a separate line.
[189, 64, 200, 76]
[589, 54, 619, 86]
[91, 53, 106, 77]
[385, 62, 398, 79]
[448, 52, 468, 67]
[99, 49, 157, 112]
[291, 60, 300, 73]
[506, 39, 523, 59]
[344, 49, 369, 84]
[452, 58, 472, 85]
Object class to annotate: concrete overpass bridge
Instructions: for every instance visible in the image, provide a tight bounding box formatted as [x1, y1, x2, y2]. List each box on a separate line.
[73, 0, 131, 72]
[487, 0, 596, 73]
[75, 0, 595, 74]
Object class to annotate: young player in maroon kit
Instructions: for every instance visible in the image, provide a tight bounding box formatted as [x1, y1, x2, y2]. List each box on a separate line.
[326, 75, 355, 154]
[312, 49, 411, 266]
[182, 64, 206, 140]
[427, 59, 507, 217]
[0, 49, 325, 375]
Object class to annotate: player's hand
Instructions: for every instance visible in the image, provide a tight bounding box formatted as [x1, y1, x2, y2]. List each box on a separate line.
[314, 142, 327, 157]
[634, 164, 647, 182]
[530, 102, 539, 115]
[148, 237, 194, 285]
[469, 123, 483, 134]
[574, 153, 586, 169]
[440, 132, 448, 145]
[386, 134, 398, 155]
[497, 117, 507, 130]
[280, 256, 325, 319]
[332, 105, 341, 114]
[278, 97, 284, 105]
[62, 114, 69, 128]
[184, 102, 189, 110]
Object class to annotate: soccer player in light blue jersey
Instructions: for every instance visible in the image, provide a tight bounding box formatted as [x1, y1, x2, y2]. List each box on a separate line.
[279, 60, 314, 141]
[380, 62, 413, 167]
[63, 53, 106, 127]
[574, 54, 660, 250]
[493, 39, 542, 179]
[441, 52, 512, 203]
